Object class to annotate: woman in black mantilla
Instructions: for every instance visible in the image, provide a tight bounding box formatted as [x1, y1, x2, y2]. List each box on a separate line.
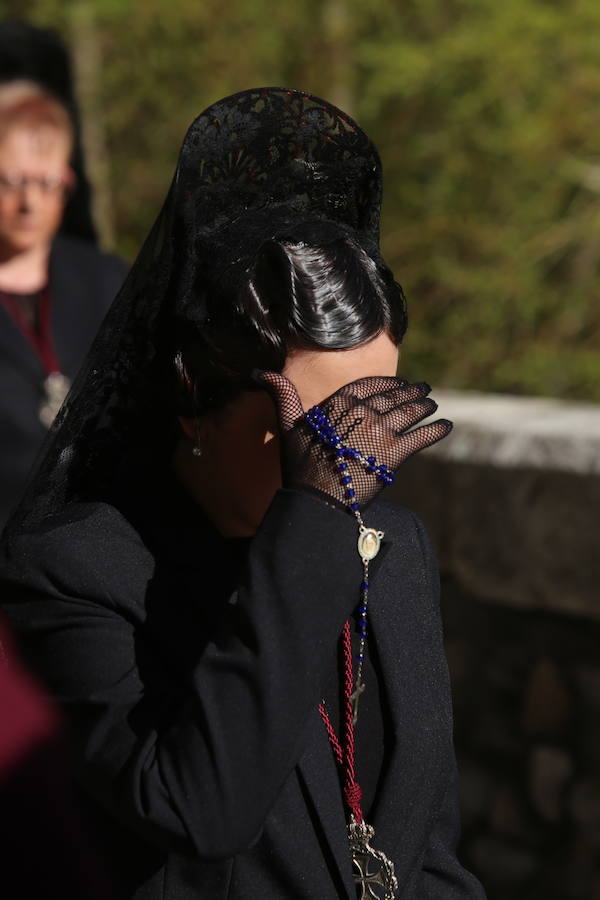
[0, 88, 486, 900]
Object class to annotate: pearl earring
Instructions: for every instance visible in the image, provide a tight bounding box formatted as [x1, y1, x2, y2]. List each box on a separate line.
[192, 442, 202, 458]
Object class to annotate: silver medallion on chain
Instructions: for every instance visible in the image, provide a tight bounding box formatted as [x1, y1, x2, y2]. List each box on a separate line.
[39, 371, 70, 428]
[357, 526, 384, 562]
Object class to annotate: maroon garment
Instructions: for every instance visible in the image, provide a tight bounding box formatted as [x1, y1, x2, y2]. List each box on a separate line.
[0, 616, 114, 899]
[0, 286, 62, 376]
[0, 613, 58, 774]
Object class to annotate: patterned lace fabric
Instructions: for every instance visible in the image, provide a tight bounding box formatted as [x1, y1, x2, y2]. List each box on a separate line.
[2, 88, 385, 535]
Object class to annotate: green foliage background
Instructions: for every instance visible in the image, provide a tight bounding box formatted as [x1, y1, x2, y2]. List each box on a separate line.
[4, 0, 600, 399]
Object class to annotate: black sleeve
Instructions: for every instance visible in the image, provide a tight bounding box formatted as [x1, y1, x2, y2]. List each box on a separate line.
[418, 759, 486, 899]
[411, 515, 487, 900]
[1, 489, 363, 861]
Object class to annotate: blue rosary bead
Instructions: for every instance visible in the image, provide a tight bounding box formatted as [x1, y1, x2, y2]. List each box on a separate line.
[372, 463, 395, 486]
[305, 406, 395, 518]
[361, 580, 369, 591]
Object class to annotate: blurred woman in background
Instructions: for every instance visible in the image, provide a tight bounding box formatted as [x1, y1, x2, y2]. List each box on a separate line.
[0, 81, 126, 528]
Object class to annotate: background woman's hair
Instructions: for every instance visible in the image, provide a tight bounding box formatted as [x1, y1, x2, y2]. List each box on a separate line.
[172, 236, 408, 416]
[0, 79, 74, 148]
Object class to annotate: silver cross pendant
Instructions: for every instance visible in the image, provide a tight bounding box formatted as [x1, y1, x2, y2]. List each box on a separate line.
[348, 817, 398, 900]
[349, 676, 366, 725]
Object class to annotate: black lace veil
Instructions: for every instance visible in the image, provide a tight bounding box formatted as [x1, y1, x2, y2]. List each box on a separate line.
[4, 87, 384, 534]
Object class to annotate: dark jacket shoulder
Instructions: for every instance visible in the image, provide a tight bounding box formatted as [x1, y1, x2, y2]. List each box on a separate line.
[2, 501, 154, 616]
[51, 234, 129, 289]
[48, 235, 128, 381]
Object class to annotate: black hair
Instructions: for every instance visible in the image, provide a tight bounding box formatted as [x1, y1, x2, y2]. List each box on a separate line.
[173, 236, 407, 416]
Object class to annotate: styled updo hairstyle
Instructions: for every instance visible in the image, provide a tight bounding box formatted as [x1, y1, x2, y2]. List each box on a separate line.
[172, 235, 408, 417]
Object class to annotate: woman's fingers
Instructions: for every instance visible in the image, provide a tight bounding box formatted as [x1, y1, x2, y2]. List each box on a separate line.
[342, 377, 429, 405]
[382, 396, 439, 433]
[342, 375, 410, 401]
[352, 385, 430, 416]
[254, 370, 305, 431]
[392, 418, 453, 464]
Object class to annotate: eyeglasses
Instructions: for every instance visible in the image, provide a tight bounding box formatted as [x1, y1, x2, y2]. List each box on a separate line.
[0, 172, 72, 195]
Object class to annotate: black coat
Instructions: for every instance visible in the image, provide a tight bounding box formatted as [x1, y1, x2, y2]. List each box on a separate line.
[0, 235, 127, 528]
[0, 480, 486, 900]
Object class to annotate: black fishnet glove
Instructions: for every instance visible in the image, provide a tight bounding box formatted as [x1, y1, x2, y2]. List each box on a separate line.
[257, 372, 453, 510]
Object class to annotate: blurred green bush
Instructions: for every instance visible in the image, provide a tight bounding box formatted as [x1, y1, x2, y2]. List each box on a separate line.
[8, 0, 600, 400]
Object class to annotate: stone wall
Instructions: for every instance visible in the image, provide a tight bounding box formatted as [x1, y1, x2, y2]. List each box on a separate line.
[388, 390, 600, 900]
[443, 580, 600, 900]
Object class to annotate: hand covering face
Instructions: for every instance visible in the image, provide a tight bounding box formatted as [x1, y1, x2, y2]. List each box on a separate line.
[258, 372, 452, 508]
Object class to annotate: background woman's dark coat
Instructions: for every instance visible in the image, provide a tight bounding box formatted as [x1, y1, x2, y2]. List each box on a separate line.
[0, 481, 486, 900]
[0, 234, 127, 529]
